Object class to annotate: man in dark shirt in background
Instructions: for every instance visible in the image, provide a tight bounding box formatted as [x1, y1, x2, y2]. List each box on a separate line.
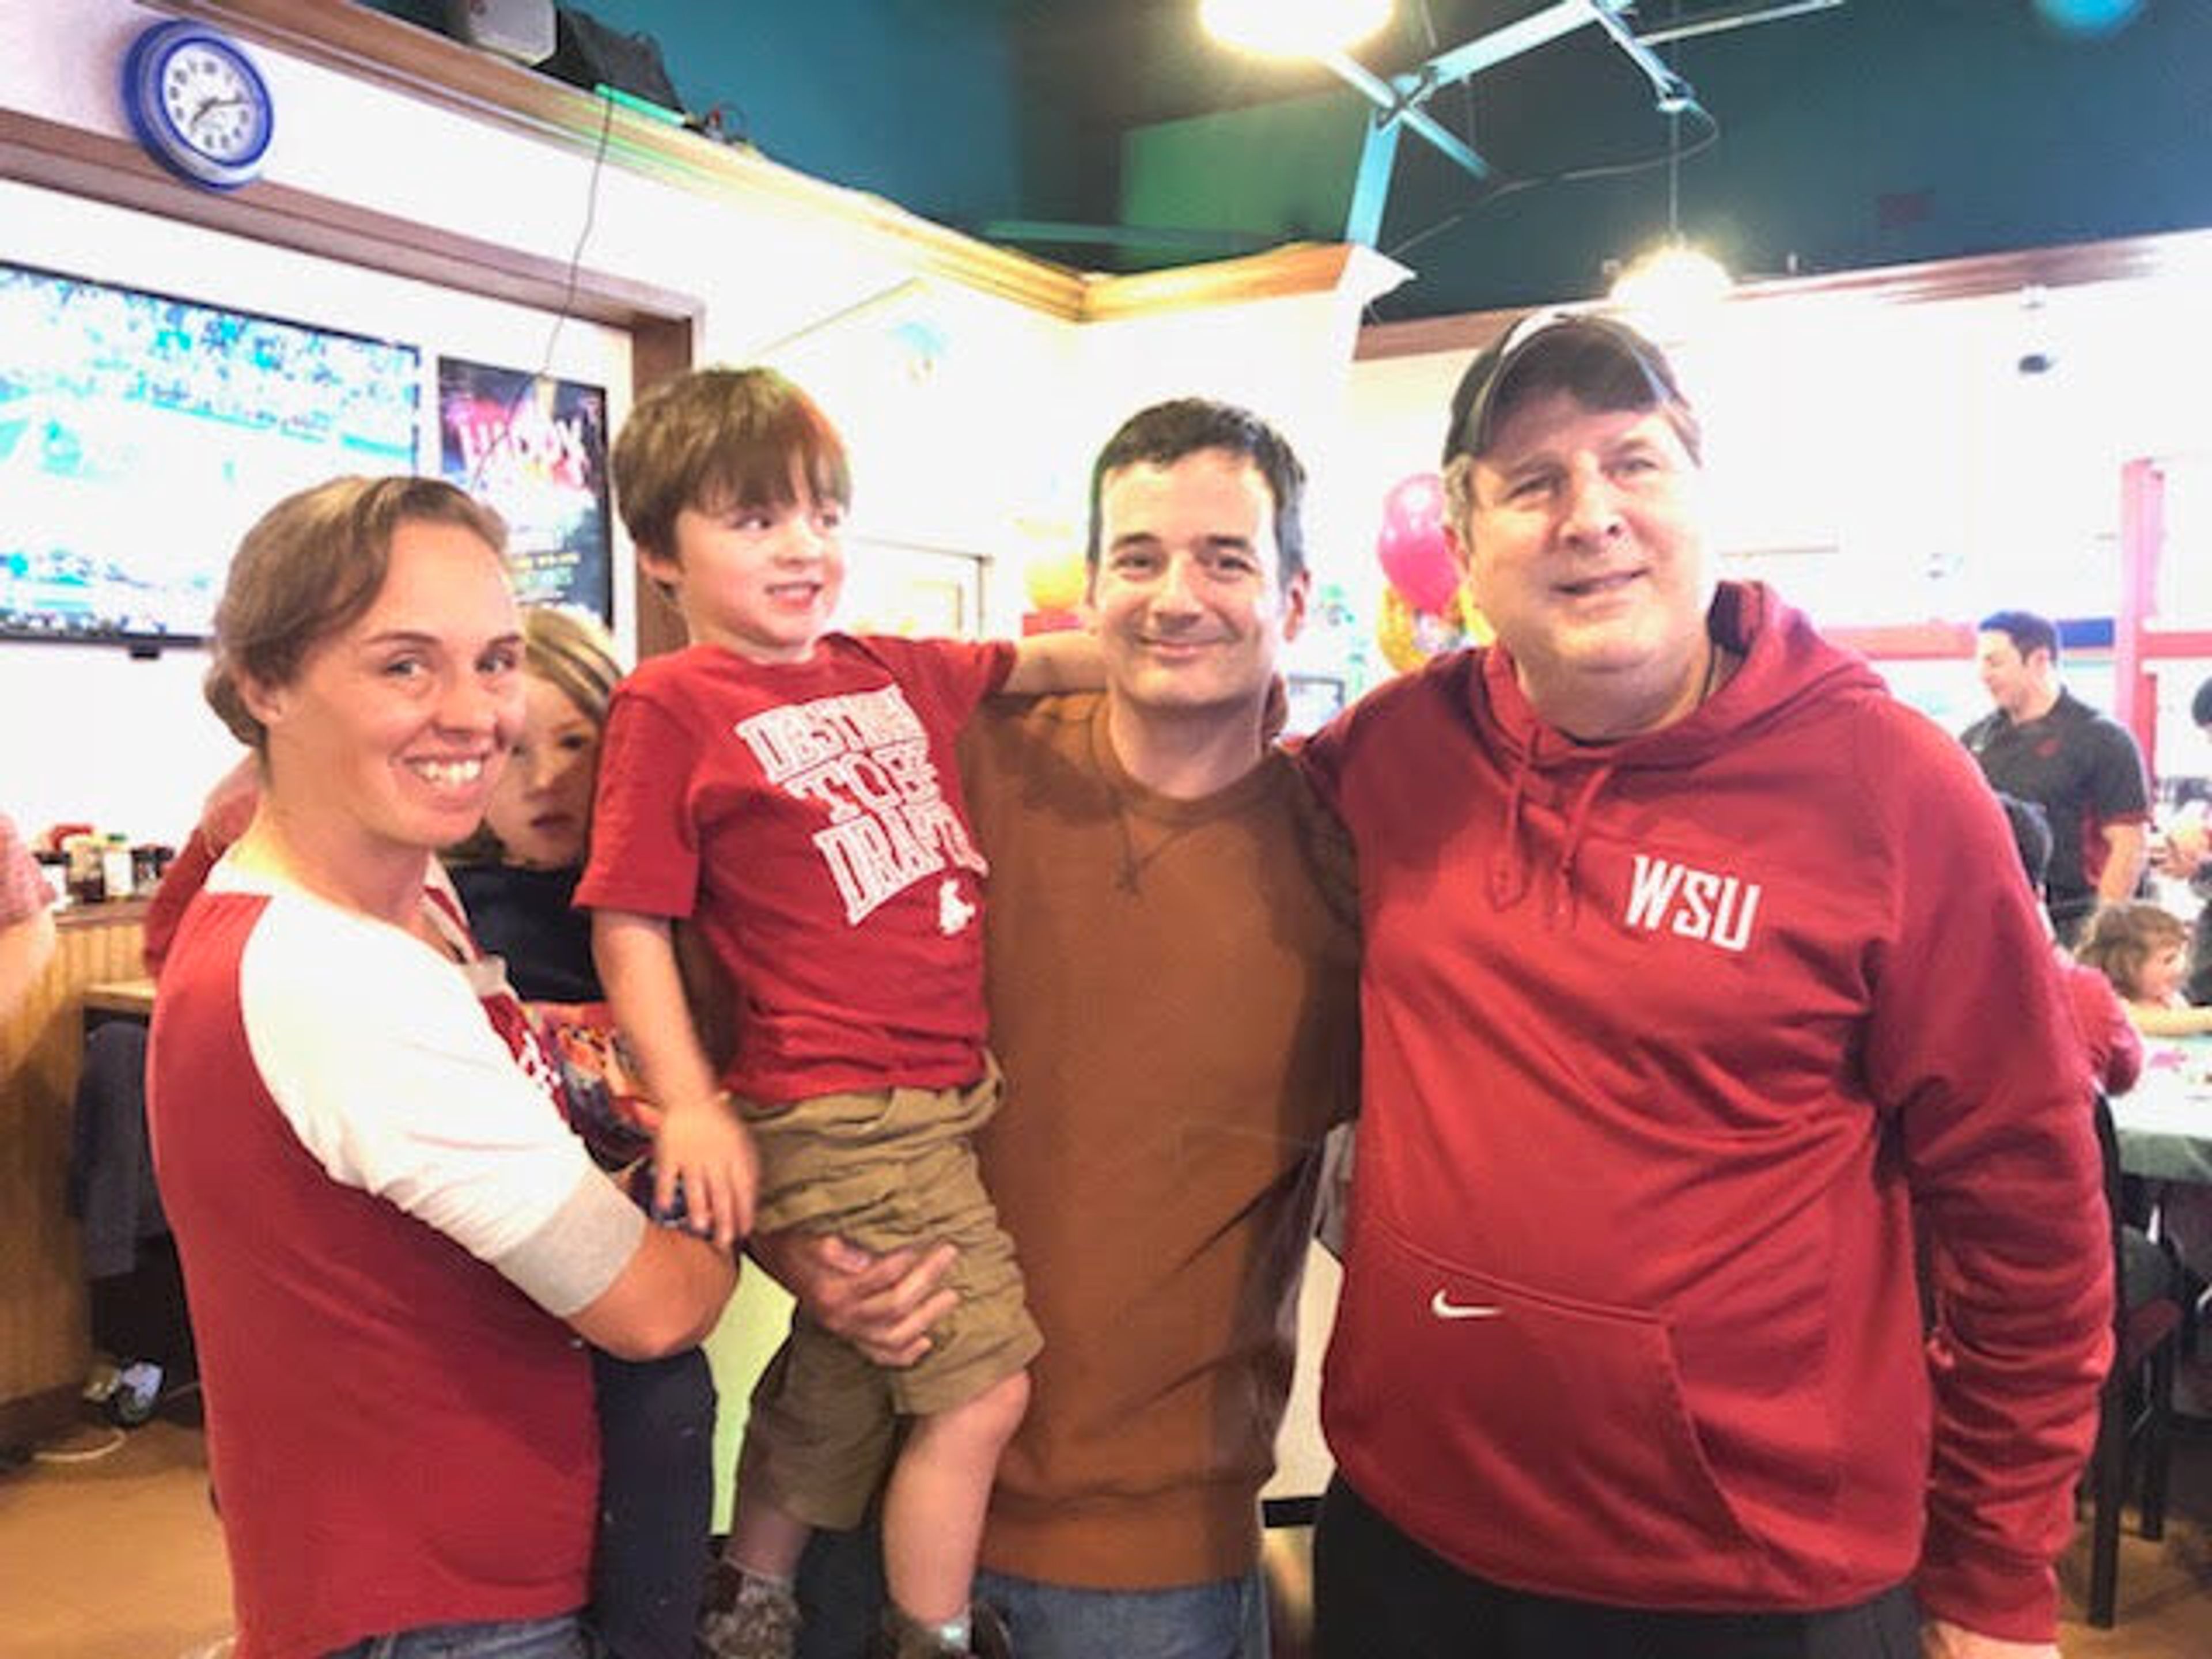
[1961, 608, 2150, 945]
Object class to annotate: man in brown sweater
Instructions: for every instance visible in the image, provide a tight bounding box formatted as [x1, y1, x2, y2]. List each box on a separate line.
[761, 398, 1359, 1658]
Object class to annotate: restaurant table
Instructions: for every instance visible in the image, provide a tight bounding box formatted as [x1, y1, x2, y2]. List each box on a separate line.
[2113, 1038, 2212, 1187]
[81, 976, 157, 1025]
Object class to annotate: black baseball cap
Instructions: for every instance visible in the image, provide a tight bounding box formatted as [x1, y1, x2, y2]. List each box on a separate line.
[1442, 310, 1694, 466]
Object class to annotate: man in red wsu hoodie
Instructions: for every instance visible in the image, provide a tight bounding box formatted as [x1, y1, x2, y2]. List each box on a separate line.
[1301, 313, 2111, 1659]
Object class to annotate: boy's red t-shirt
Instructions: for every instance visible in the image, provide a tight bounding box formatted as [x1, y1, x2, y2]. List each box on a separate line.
[577, 633, 1013, 1105]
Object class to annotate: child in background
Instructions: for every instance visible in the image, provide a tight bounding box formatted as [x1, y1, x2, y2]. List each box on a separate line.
[448, 605, 717, 1659]
[578, 368, 1097, 1659]
[1995, 792, 2142, 1094]
[2077, 901, 2212, 1039]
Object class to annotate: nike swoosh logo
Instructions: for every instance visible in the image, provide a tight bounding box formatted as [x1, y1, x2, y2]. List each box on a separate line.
[1430, 1289, 1504, 1321]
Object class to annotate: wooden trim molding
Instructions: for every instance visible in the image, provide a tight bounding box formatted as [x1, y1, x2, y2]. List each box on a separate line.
[1083, 242, 1411, 323]
[1357, 228, 2212, 361]
[0, 107, 698, 335]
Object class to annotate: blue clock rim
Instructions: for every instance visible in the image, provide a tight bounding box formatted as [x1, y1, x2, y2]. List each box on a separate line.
[122, 18, 275, 191]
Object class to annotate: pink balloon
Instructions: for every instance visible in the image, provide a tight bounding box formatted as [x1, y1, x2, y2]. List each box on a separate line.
[1376, 472, 1460, 615]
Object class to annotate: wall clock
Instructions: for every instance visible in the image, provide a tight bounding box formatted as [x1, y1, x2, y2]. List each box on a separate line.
[122, 20, 274, 191]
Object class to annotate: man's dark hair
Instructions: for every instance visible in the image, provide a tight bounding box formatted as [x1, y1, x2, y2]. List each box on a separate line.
[2192, 675, 2212, 732]
[1086, 399, 1306, 587]
[1979, 609, 2061, 665]
[1995, 790, 2054, 892]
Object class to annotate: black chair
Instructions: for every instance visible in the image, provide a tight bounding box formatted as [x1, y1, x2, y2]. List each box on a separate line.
[2085, 1090, 2185, 1628]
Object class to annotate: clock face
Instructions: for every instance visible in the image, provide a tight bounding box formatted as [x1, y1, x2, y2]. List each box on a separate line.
[123, 21, 274, 191]
[158, 41, 271, 165]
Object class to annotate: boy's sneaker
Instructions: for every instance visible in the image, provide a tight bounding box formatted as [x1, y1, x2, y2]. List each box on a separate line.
[696, 1560, 800, 1659]
[868, 1603, 1013, 1659]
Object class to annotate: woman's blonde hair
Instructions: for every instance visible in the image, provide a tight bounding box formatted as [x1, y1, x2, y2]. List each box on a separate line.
[2076, 901, 2189, 1001]
[204, 475, 507, 749]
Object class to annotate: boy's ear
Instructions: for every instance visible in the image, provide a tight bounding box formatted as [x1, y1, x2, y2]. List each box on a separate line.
[637, 542, 681, 588]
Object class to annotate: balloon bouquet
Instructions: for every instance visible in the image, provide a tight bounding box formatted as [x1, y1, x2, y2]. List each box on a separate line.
[1375, 471, 1489, 672]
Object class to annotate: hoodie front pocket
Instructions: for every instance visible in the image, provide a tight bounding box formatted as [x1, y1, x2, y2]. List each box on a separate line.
[1326, 1215, 1771, 1601]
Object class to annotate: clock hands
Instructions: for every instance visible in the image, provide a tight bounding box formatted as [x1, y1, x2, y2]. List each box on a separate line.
[184, 94, 255, 147]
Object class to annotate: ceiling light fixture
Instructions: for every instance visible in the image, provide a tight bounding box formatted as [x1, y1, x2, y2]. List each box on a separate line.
[1609, 9, 1730, 331]
[1199, 0, 1392, 59]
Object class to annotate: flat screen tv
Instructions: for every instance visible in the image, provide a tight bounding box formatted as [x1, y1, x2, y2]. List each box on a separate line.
[0, 259, 422, 648]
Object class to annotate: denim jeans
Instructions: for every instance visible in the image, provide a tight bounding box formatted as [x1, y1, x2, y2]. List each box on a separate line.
[796, 1521, 1268, 1659]
[590, 1345, 717, 1659]
[324, 1613, 597, 1658]
[973, 1565, 1268, 1659]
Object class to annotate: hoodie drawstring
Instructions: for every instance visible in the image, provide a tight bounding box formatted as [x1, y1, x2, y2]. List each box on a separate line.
[1551, 762, 1617, 922]
[1488, 747, 1534, 910]
[1488, 747, 1618, 923]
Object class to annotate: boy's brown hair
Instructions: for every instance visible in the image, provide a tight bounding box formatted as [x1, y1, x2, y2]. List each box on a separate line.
[611, 367, 851, 569]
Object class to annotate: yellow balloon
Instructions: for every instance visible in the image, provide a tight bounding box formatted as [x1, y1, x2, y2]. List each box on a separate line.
[1023, 548, 1088, 613]
[1377, 585, 1491, 674]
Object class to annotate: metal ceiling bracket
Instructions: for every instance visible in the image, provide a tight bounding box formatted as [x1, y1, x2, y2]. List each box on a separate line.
[1345, 112, 1408, 247]
[1326, 0, 1707, 244]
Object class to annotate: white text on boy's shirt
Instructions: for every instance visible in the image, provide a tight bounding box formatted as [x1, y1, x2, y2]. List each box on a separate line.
[734, 684, 986, 926]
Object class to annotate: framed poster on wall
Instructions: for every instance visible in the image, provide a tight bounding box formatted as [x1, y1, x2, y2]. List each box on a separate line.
[437, 356, 612, 624]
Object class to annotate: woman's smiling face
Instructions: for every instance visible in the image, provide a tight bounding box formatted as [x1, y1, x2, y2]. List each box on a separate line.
[250, 516, 524, 870]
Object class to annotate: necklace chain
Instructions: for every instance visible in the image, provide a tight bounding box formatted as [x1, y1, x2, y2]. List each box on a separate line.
[1115, 807, 1198, 893]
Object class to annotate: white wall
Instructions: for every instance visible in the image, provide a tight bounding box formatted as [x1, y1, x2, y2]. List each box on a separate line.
[1344, 270, 2212, 661]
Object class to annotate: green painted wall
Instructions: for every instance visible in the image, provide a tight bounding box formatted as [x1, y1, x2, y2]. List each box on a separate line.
[1120, 89, 1367, 245]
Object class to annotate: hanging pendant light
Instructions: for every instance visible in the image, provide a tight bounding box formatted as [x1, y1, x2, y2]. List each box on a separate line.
[1200, 0, 1391, 59]
[1611, 241, 1733, 315]
[1610, 13, 1730, 332]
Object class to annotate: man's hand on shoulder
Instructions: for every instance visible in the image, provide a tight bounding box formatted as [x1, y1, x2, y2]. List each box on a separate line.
[750, 1229, 958, 1368]
[1922, 1619, 2058, 1659]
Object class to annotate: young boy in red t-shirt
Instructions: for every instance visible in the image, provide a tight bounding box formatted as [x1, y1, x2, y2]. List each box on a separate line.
[578, 367, 1092, 1659]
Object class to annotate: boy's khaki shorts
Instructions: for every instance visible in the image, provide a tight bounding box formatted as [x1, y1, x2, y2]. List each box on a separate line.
[737, 1062, 1041, 1531]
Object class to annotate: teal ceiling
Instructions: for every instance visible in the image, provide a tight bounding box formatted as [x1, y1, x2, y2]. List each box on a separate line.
[384, 1, 2211, 320]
